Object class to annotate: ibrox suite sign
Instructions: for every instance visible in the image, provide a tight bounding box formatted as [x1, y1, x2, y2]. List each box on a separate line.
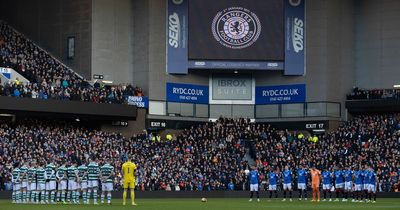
[166, 83, 209, 104]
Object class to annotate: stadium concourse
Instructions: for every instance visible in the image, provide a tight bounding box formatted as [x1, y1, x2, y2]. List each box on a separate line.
[0, 115, 399, 196]
[0, 21, 143, 104]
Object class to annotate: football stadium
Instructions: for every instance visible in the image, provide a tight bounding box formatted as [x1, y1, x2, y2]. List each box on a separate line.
[0, 0, 399, 210]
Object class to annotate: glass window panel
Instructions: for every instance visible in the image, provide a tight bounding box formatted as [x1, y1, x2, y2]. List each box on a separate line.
[281, 103, 304, 117]
[327, 103, 340, 117]
[232, 105, 254, 118]
[210, 105, 232, 118]
[255, 105, 279, 118]
[180, 103, 194, 117]
[195, 104, 209, 118]
[307, 103, 326, 117]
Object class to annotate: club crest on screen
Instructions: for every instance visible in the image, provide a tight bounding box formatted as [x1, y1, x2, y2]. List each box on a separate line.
[212, 7, 261, 49]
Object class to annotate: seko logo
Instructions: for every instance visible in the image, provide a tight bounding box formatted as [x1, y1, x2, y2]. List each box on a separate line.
[168, 12, 180, 48]
[292, 17, 304, 53]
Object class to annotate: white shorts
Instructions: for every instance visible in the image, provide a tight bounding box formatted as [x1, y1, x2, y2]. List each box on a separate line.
[46, 181, 56, 191]
[368, 184, 376, 193]
[21, 181, 28, 188]
[13, 183, 21, 191]
[68, 180, 77, 190]
[80, 181, 88, 190]
[355, 184, 363, 191]
[88, 180, 98, 188]
[37, 183, 46, 191]
[344, 181, 352, 191]
[323, 184, 331, 190]
[59, 180, 67, 190]
[250, 184, 259, 191]
[283, 183, 292, 191]
[28, 183, 36, 191]
[269, 184, 277, 191]
[335, 183, 344, 189]
[363, 184, 369, 190]
[102, 183, 114, 191]
[297, 183, 306, 190]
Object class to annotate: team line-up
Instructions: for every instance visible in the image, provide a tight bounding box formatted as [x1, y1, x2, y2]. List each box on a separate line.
[10, 157, 378, 205]
[11, 156, 138, 206]
[247, 164, 378, 203]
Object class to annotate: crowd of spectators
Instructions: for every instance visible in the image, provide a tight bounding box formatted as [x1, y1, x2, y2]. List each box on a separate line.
[0, 115, 399, 192]
[0, 21, 143, 104]
[0, 80, 143, 104]
[347, 87, 400, 100]
[253, 114, 400, 192]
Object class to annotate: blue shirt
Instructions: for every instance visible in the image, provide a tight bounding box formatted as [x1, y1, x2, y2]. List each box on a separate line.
[297, 169, 307, 184]
[369, 171, 376, 185]
[354, 170, 363, 185]
[334, 170, 344, 184]
[283, 170, 292, 184]
[322, 171, 332, 185]
[269, 172, 277, 185]
[363, 170, 370, 184]
[249, 170, 259, 185]
[344, 170, 353, 182]
[228, 182, 234, 190]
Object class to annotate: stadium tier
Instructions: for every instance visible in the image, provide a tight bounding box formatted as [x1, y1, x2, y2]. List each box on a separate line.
[0, 21, 143, 104]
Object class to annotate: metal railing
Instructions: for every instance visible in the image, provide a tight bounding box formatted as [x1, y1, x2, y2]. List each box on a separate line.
[149, 101, 341, 119]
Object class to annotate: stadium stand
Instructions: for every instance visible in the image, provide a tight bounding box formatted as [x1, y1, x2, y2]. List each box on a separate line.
[0, 21, 143, 104]
[347, 87, 400, 100]
[0, 115, 399, 192]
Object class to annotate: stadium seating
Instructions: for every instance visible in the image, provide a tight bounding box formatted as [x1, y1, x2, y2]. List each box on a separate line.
[0, 115, 399, 192]
[0, 21, 143, 104]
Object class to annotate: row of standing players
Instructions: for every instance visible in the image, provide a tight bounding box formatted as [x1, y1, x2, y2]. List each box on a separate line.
[248, 165, 378, 203]
[11, 157, 115, 205]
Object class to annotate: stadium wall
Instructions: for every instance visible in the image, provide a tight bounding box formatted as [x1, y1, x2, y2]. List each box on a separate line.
[91, 0, 135, 84]
[0, 0, 92, 79]
[354, 0, 400, 89]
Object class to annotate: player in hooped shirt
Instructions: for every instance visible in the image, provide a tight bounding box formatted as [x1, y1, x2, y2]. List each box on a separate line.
[297, 165, 308, 201]
[282, 165, 293, 201]
[248, 166, 260, 202]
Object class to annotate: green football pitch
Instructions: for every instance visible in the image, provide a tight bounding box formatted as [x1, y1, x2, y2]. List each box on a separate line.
[0, 198, 399, 210]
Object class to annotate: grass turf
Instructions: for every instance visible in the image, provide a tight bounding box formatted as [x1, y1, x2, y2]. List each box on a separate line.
[0, 198, 399, 210]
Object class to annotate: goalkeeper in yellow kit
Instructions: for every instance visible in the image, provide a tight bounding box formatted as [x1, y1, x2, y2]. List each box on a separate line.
[121, 156, 137, 206]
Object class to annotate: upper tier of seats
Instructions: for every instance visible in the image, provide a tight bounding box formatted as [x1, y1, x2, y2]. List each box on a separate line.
[0, 21, 143, 104]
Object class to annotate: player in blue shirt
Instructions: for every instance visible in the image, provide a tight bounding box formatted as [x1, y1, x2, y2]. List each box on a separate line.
[343, 166, 354, 202]
[334, 166, 344, 201]
[322, 168, 332, 201]
[282, 165, 293, 201]
[363, 166, 370, 202]
[268, 167, 278, 200]
[354, 166, 364, 202]
[367, 167, 377, 203]
[297, 165, 308, 201]
[248, 166, 260, 202]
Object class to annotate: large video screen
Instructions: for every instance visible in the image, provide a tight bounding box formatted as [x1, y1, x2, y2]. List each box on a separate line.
[188, 0, 284, 61]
